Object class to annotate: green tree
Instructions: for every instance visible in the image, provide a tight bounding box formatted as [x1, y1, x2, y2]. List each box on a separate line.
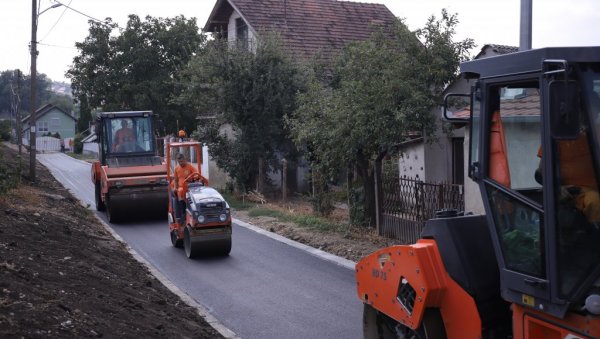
[178, 34, 305, 192]
[67, 15, 205, 133]
[0, 70, 52, 115]
[287, 11, 474, 226]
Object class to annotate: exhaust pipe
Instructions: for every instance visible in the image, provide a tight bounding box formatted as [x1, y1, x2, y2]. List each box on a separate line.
[519, 0, 532, 51]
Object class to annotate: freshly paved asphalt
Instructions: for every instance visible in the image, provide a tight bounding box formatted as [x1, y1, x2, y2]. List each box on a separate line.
[38, 153, 364, 339]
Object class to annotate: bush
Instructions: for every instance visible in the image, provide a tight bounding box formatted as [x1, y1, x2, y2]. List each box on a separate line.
[0, 150, 19, 194]
[0, 121, 11, 141]
[73, 133, 84, 154]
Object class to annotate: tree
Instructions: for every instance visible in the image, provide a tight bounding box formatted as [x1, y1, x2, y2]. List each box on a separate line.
[67, 15, 205, 133]
[0, 70, 52, 115]
[177, 34, 306, 192]
[287, 11, 474, 227]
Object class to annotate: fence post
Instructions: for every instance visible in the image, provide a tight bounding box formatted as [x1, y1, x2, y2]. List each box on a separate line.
[374, 160, 382, 234]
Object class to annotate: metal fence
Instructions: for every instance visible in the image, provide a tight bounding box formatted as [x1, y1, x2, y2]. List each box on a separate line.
[380, 174, 464, 243]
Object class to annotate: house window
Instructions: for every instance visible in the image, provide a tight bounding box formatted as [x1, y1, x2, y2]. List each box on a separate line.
[38, 121, 49, 133]
[50, 118, 60, 129]
[236, 18, 248, 49]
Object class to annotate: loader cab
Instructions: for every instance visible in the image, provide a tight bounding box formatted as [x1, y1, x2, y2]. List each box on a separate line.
[463, 47, 600, 319]
[97, 111, 159, 166]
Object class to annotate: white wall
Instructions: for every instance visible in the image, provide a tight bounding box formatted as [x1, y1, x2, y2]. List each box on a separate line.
[398, 142, 425, 180]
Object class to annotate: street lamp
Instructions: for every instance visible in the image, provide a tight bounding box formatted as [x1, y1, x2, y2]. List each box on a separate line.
[29, 1, 62, 181]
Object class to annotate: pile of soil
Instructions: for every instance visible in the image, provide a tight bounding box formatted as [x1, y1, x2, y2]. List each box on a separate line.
[0, 144, 222, 338]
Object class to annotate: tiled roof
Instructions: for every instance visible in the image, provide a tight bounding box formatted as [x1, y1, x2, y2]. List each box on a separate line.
[21, 104, 76, 124]
[204, 0, 397, 63]
[474, 44, 518, 59]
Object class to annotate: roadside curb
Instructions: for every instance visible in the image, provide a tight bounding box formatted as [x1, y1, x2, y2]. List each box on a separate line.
[233, 218, 357, 271]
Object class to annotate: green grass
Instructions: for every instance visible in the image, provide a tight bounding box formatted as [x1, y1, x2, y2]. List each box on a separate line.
[247, 206, 343, 232]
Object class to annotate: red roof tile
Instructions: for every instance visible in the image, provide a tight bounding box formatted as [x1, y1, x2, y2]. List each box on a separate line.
[204, 0, 397, 62]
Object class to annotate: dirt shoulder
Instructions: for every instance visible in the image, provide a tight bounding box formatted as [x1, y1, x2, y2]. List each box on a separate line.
[0, 144, 223, 338]
[231, 199, 397, 263]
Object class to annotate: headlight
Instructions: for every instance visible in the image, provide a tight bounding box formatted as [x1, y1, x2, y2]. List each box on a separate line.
[197, 215, 205, 223]
[219, 214, 227, 222]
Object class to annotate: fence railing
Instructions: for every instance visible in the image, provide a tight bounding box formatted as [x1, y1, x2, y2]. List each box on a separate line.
[380, 175, 464, 243]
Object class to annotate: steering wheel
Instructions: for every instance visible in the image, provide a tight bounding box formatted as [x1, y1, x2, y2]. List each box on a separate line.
[184, 172, 201, 183]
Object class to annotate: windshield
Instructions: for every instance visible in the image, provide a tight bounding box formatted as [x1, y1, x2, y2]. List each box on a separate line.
[106, 116, 154, 154]
[554, 65, 600, 298]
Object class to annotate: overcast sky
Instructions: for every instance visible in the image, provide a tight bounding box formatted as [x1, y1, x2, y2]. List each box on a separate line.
[2, 0, 599, 83]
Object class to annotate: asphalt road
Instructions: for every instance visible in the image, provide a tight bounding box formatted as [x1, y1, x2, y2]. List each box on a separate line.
[38, 153, 363, 339]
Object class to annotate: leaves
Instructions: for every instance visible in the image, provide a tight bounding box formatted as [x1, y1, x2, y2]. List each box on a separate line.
[180, 33, 306, 191]
[287, 12, 474, 226]
[67, 15, 205, 133]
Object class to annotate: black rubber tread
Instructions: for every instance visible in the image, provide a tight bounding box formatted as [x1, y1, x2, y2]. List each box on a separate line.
[363, 304, 446, 339]
[95, 182, 106, 211]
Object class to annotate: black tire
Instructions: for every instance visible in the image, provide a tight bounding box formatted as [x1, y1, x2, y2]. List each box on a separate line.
[363, 304, 446, 339]
[184, 227, 198, 259]
[106, 194, 118, 223]
[219, 236, 232, 256]
[95, 182, 106, 211]
[171, 230, 183, 248]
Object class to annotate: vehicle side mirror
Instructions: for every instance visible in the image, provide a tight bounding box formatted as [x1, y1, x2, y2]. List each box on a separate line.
[443, 93, 471, 121]
[549, 80, 580, 140]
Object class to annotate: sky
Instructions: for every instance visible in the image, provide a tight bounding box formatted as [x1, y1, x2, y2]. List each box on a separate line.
[1, 0, 599, 83]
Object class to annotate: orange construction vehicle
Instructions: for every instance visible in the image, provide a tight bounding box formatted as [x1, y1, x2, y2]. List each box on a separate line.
[91, 111, 168, 222]
[356, 47, 600, 338]
[165, 138, 232, 258]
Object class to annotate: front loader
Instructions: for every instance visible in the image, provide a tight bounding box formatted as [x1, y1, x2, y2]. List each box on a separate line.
[91, 111, 168, 222]
[356, 47, 600, 338]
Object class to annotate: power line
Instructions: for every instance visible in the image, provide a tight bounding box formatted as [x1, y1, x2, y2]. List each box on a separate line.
[39, 0, 73, 43]
[37, 42, 77, 49]
[50, 0, 114, 27]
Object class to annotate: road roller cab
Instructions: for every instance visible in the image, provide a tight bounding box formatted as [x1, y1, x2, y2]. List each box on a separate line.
[91, 111, 168, 222]
[166, 139, 232, 258]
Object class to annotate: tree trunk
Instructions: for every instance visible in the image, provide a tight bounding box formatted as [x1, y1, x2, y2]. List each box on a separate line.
[257, 157, 265, 194]
[282, 158, 288, 202]
[356, 157, 376, 228]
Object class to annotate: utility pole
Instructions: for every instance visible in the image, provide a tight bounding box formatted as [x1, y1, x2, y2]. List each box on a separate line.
[15, 70, 22, 155]
[29, 0, 38, 181]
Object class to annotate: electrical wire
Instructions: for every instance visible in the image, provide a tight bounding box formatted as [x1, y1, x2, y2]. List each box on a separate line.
[39, 0, 73, 43]
[50, 0, 113, 27]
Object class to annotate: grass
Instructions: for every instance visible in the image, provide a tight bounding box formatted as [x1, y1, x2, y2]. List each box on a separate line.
[247, 206, 343, 232]
[221, 192, 253, 210]
[66, 152, 97, 161]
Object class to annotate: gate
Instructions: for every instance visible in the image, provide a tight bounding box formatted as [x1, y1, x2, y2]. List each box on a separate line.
[380, 165, 464, 243]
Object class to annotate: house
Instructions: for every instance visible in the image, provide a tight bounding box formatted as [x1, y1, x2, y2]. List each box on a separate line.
[204, 0, 397, 63]
[22, 104, 77, 147]
[203, 0, 397, 192]
[398, 44, 519, 185]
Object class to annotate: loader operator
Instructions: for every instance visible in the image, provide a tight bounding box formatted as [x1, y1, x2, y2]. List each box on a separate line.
[174, 153, 198, 223]
[536, 131, 600, 224]
[112, 119, 135, 152]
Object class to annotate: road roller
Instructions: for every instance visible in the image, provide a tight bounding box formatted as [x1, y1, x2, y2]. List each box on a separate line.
[166, 138, 232, 258]
[91, 111, 168, 222]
